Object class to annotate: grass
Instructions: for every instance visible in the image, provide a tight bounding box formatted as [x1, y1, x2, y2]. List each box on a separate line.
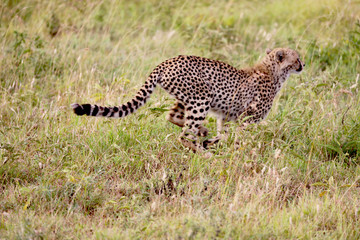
[1, 0, 360, 238]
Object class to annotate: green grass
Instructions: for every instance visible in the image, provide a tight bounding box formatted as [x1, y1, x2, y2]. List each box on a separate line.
[1, 0, 360, 238]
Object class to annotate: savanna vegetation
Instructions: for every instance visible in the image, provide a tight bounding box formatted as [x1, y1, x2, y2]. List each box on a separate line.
[1, 0, 360, 238]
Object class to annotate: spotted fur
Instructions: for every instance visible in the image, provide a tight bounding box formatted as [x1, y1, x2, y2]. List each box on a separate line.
[72, 48, 304, 155]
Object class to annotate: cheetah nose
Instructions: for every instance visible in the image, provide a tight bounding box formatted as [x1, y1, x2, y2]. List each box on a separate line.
[298, 59, 305, 67]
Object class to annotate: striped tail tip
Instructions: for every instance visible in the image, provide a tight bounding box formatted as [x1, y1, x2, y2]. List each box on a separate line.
[71, 103, 90, 116]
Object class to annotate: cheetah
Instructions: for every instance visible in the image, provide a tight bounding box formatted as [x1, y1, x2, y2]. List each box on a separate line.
[71, 48, 304, 155]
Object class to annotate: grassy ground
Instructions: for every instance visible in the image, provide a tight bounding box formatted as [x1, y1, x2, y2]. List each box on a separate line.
[1, 0, 360, 239]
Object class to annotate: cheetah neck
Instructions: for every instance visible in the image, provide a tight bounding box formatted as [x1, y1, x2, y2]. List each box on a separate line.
[253, 62, 271, 76]
[259, 58, 291, 91]
[273, 71, 290, 92]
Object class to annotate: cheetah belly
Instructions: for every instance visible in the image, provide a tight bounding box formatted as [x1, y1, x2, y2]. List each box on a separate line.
[209, 94, 245, 121]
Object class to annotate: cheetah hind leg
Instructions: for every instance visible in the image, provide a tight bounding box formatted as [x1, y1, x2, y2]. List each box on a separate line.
[166, 101, 186, 127]
[167, 101, 208, 137]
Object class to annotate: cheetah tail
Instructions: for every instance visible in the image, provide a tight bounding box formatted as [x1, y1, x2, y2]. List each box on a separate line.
[71, 69, 162, 118]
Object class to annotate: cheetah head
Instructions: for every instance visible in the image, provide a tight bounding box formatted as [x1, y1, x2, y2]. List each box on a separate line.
[266, 48, 305, 74]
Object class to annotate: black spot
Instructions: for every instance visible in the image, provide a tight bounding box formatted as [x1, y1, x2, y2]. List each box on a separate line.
[73, 104, 85, 116]
[202, 138, 220, 149]
[82, 104, 91, 115]
[122, 105, 127, 111]
[91, 105, 99, 116]
[132, 100, 139, 107]
[119, 111, 123, 117]
[102, 107, 110, 116]
[113, 106, 119, 112]
[136, 96, 143, 101]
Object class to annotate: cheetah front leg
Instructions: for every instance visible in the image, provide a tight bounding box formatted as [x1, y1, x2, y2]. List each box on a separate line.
[178, 100, 212, 157]
[202, 117, 230, 149]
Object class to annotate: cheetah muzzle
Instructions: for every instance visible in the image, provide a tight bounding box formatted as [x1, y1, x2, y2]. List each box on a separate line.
[72, 48, 305, 156]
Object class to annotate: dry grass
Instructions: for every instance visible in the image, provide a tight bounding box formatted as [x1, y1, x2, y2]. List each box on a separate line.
[1, 0, 360, 239]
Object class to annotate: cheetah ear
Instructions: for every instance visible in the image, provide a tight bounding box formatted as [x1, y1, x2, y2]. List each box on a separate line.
[266, 48, 272, 54]
[276, 50, 284, 62]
